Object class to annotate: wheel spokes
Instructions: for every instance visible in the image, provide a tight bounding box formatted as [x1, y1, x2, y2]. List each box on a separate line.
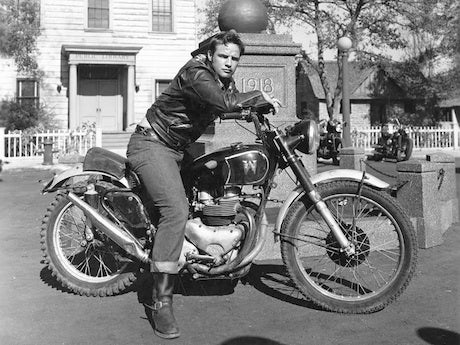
[56, 203, 125, 280]
[295, 194, 402, 300]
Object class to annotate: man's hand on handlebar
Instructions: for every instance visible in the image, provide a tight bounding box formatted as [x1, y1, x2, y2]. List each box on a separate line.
[220, 92, 281, 120]
[261, 91, 281, 114]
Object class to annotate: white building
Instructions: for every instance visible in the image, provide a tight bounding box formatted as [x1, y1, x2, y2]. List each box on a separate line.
[1, 0, 199, 135]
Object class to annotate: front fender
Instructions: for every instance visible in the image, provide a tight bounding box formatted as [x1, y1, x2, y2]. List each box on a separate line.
[274, 169, 390, 233]
[42, 165, 129, 193]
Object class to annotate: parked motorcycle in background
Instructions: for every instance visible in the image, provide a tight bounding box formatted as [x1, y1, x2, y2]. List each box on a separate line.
[317, 119, 342, 165]
[370, 118, 413, 162]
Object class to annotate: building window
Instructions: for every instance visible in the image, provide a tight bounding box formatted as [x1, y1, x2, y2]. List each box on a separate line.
[17, 79, 39, 107]
[155, 79, 172, 97]
[152, 0, 173, 32]
[88, 0, 110, 29]
[80, 65, 119, 80]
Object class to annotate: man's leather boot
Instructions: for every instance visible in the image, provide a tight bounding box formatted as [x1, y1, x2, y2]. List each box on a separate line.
[149, 272, 180, 339]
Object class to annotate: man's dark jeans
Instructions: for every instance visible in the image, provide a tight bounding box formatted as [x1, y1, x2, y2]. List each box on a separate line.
[127, 132, 188, 274]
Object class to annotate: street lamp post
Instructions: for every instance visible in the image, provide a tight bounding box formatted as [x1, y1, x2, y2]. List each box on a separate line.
[337, 36, 352, 148]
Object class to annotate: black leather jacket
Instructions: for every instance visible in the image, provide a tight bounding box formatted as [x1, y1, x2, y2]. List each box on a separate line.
[146, 54, 267, 150]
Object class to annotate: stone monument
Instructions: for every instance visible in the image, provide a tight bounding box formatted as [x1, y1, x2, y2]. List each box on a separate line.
[192, 0, 315, 174]
[396, 152, 459, 248]
[191, 0, 316, 259]
[193, 0, 301, 137]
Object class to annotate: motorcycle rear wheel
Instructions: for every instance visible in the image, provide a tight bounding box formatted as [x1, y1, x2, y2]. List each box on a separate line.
[332, 142, 342, 165]
[40, 192, 138, 296]
[280, 180, 417, 313]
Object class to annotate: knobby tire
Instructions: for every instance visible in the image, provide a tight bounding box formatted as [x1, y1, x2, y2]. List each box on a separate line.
[280, 180, 417, 313]
[40, 192, 137, 296]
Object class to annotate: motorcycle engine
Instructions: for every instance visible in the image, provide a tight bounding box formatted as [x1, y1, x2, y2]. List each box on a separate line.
[179, 186, 250, 268]
[199, 187, 241, 226]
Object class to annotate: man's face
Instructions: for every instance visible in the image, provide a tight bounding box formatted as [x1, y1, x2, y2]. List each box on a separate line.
[208, 43, 241, 80]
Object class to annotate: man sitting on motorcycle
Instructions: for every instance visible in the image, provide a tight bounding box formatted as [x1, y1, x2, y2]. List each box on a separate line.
[126, 30, 280, 339]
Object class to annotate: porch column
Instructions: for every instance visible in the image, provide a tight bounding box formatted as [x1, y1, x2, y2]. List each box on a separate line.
[127, 65, 135, 128]
[68, 63, 78, 129]
[452, 109, 458, 149]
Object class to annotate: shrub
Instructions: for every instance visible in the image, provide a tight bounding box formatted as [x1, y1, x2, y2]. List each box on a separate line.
[0, 99, 57, 131]
[64, 121, 96, 155]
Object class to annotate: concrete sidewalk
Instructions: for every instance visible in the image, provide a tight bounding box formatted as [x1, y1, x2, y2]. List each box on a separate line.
[1, 157, 76, 173]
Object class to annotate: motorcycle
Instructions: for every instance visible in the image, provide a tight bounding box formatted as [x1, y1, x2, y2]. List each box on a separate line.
[41, 105, 417, 313]
[317, 119, 342, 165]
[370, 118, 414, 162]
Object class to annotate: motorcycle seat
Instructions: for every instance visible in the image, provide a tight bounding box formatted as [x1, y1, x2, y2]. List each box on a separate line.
[83, 147, 134, 182]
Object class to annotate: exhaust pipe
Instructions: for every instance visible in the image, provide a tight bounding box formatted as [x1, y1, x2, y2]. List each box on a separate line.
[67, 192, 150, 263]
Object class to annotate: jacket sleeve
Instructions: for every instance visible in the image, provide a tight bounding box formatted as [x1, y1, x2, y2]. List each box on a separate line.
[181, 67, 268, 113]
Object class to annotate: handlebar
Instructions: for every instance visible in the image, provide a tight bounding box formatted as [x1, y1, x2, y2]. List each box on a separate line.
[220, 107, 270, 145]
[220, 104, 275, 121]
[220, 112, 246, 120]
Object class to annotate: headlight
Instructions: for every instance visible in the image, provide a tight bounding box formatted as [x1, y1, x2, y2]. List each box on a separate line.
[287, 119, 320, 154]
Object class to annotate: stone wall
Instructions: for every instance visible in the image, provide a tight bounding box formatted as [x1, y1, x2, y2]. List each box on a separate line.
[396, 152, 459, 248]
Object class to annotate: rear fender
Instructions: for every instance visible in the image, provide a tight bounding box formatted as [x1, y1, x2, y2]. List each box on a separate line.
[274, 169, 390, 233]
[42, 165, 129, 193]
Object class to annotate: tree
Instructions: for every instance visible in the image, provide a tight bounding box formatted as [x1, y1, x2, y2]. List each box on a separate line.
[0, 0, 41, 76]
[0, 0, 54, 132]
[402, 0, 459, 77]
[200, 0, 457, 121]
[388, 0, 459, 123]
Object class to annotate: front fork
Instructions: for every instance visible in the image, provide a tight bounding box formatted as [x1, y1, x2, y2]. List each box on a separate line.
[274, 131, 356, 256]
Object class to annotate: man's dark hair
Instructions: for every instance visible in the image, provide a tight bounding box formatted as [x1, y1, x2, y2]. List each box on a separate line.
[208, 30, 245, 56]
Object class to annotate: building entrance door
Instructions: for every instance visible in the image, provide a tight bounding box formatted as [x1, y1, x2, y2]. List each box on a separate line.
[79, 79, 121, 131]
[78, 66, 123, 131]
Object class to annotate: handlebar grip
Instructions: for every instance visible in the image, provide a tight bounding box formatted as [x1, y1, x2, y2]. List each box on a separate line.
[220, 112, 244, 120]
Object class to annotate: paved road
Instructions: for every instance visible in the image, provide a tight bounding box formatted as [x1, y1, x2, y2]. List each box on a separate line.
[0, 163, 459, 345]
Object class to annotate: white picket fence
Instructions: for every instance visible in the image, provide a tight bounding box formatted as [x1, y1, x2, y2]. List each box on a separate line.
[0, 127, 102, 160]
[1, 125, 459, 160]
[351, 125, 460, 150]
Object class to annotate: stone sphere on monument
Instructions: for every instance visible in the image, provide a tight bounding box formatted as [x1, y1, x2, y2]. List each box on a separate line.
[217, 0, 268, 33]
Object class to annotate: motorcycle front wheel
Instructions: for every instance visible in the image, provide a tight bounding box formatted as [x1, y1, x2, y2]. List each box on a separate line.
[396, 138, 414, 161]
[403, 138, 414, 161]
[41, 192, 138, 296]
[280, 180, 417, 313]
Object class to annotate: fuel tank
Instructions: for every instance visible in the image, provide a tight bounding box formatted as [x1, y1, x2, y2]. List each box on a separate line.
[190, 143, 270, 186]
